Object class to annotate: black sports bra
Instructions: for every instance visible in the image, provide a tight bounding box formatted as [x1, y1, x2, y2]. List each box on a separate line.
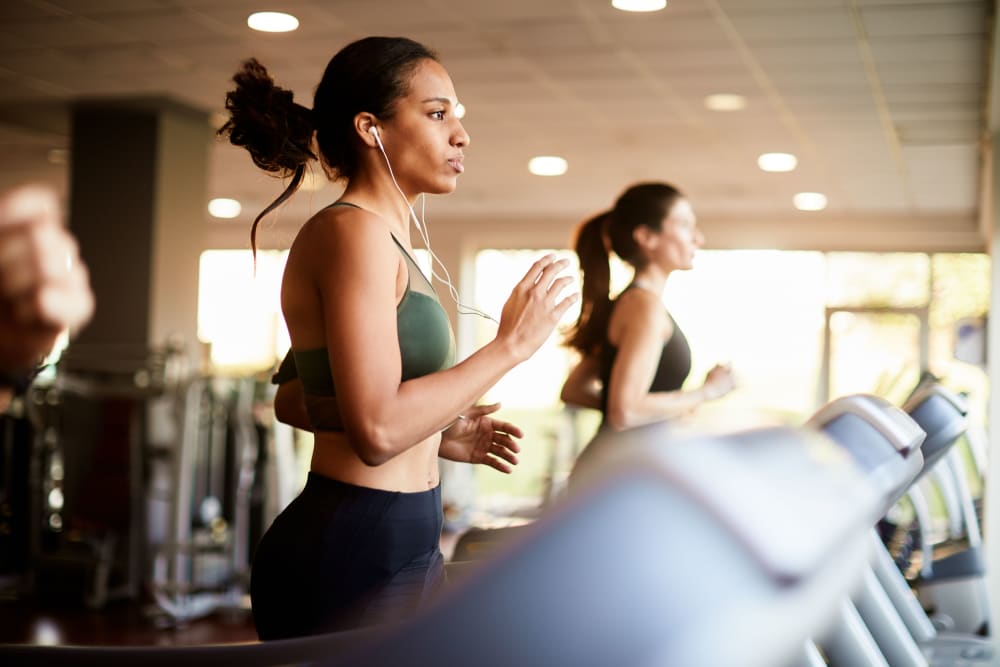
[597, 284, 692, 415]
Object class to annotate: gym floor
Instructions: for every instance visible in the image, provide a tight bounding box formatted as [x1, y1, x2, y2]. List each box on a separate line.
[0, 531, 463, 648]
[0, 596, 258, 647]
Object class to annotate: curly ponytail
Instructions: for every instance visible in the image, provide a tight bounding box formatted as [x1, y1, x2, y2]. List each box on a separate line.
[218, 58, 317, 257]
[219, 38, 439, 258]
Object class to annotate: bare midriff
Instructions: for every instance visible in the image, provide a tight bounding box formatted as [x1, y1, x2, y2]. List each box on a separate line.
[309, 430, 442, 492]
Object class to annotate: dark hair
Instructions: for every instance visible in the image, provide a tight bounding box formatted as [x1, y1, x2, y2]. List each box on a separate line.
[313, 37, 437, 185]
[218, 36, 438, 256]
[563, 182, 684, 355]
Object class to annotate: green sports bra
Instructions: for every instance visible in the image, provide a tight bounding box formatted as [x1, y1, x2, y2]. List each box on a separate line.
[272, 202, 456, 429]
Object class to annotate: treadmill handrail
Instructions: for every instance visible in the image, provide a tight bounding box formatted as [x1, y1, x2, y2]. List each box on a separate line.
[806, 394, 924, 457]
[902, 383, 968, 417]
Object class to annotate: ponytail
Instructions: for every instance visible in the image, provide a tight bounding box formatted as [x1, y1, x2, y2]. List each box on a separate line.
[218, 58, 317, 258]
[564, 211, 613, 355]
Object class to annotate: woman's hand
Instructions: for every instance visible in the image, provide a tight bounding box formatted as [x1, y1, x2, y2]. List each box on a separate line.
[496, 254, 579, 363]
[701, 363, 736, 401]
[439, 402, 524, 474]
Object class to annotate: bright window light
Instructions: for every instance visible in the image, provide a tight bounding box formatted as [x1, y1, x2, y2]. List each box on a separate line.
[612, 0, 667, 11]
[794, 192, 828, 211]
[704, 93, 747, 112]
[247, 12, 299, 32]
[198, 250, 288, 371]
[528, 156, 568, 176]
[472, 249, 584, 408]
[757, 152, 798, 172]
[196, 248, 430, 373]
[208, 198, 242, 219]
[466, 246, 989, 512]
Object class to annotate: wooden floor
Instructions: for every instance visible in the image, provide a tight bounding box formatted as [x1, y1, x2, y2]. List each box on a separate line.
[0, 531, 465, 649]
[0, 594, 258, 647]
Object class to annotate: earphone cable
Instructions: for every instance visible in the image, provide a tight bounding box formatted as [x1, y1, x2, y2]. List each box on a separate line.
[373, 133, 497, 324]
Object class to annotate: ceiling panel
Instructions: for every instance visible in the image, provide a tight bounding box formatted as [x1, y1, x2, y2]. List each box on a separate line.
[0, 0, 988, 251]
[724, 8, 858, 43]
[717, 0, 844, 7]
[747, 40, 863, 66]
[45, 0, 172, 11]
[1, 16, 136, 49]
[83, 10, 240, 43]
[0, 0, 70, 21]
[878, 60, 986, 86]
[860, 3, 990, 37]
[867, 34, 987, 64]
[883, 83, 985, 106]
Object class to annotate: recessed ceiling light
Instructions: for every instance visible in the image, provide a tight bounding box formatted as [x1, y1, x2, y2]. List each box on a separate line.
[793, 192, 827, 211]
[247, 12, 299, 33]
[704, 93, 747, 112]
[612, 0, 667, 11]
[455, 102, 466, 119]
[757, 152, 798, 172]
[208, 198, 242, 219]
[528, 156, 568, 176]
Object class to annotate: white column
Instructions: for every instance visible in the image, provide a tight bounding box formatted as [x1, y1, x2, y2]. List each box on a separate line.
[983, 4, 1000, 639]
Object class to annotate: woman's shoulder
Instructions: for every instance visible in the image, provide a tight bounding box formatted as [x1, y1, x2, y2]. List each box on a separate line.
[301, 201, 381, 234]
[616, 286, 665, 315]
[293, 203, 391, 254]
[613, 288, 669, 332]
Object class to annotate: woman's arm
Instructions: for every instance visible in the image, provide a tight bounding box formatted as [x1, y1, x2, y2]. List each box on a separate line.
[273, 377, 530, 475]
[290, 209, 577, 466]
[560, 354, 602, 410]
[273, 379, 313, 431]
[604, 293, 732, 430]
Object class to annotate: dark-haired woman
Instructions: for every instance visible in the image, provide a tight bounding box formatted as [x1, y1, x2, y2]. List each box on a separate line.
[219, 36, 577, 639]
[561, 183, 734, 432]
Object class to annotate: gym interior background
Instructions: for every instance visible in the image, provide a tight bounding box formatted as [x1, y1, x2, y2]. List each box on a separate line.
[0, 0, 998, 654]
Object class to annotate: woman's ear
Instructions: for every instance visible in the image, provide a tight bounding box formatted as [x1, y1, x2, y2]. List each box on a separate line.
[633, 225, 658, 251]
[353, 112, 379, 147]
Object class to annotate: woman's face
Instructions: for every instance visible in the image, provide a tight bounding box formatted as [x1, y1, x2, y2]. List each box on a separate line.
[376, 59, 470, 196]
[654, 198, 703, 272]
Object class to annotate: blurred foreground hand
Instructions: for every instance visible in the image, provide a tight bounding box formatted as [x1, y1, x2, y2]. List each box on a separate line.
[0, 184, 94, 375]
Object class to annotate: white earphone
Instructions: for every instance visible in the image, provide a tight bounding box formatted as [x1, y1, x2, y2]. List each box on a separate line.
[367, 122, 496, 324]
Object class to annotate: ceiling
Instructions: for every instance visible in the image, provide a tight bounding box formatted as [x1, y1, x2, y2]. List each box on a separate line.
[0, 0, 993, 251]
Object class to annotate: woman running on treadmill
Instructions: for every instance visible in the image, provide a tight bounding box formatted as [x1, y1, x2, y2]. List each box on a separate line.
[220, 36, 577, 639]
[561, 182, 734, 431]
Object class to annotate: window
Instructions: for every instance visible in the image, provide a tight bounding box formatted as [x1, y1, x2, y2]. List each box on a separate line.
[465, 248, 990, 510]
[196, 247, 433, 373]
[195, 246, 990, 512]
[198, 250, 288, 373]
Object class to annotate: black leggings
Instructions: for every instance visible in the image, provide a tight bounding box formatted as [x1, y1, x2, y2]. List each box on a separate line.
[250, 472, 445, 640]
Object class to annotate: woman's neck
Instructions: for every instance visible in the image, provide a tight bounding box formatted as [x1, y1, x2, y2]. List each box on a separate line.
[632, 268, 669, 295]
[341, 178, 417, 242]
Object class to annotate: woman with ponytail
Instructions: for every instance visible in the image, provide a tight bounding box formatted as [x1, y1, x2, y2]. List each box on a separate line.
[219, 36, 577, 639]
[561, 182, 734, 431]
